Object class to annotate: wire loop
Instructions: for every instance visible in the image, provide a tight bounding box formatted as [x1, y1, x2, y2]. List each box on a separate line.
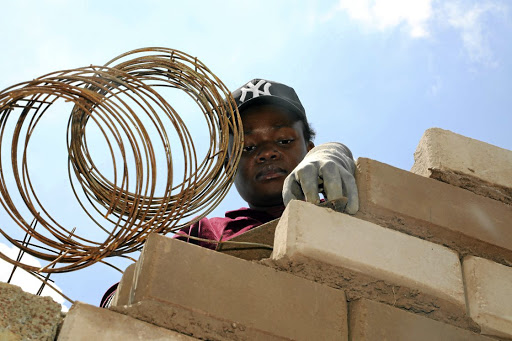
[0, 47, 243, 273]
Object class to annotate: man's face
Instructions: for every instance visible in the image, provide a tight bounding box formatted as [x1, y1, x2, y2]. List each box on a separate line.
[232, 104, 313, 209]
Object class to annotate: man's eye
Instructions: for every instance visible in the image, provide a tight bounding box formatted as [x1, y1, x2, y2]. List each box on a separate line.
[243, 145, 256, 152]
[278, 139, 294, 145]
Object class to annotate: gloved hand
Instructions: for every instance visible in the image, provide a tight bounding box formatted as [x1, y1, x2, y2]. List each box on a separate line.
[282, 142, 359, 214]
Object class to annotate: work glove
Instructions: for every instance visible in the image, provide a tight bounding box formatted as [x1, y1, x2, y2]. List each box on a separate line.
[282, 142, 359, 214]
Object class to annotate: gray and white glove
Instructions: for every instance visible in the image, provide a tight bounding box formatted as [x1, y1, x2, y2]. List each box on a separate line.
[282, 142, 359, 214]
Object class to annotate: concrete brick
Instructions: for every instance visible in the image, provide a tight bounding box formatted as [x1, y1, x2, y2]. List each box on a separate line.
[349, 298, 494, 341]
[216, 218, 278, 260]
[0, 282, 62, 341]
[412, 128, 512, 205]
[463, 256, 512, 339]
[58, 302, 196, 340]
[111, 263, 136, 307]
[217, 198, 348, 261]
[266, 200, 476, 331]
[111, 233, 348, 341]
[356, 157, 512, 266]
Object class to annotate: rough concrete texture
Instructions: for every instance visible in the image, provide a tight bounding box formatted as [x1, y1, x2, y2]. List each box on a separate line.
[349, 299, 494, 341]
[112, 233, 348, 341]
[356, 157, 512, 267]
[58, 302, 197, 340]
[111, 263, 136, 307]
[0, 282, 63, 341]
[426, 168, 512, 206]
[463, 256, 512, 339]
[411, 128, 512, 205]
[217, 198, 348, 261]
[264, 200, 477, 331]
[272, 200, 465, 307]
[112, 300, 289, 341]
[216, 218, 278, 260]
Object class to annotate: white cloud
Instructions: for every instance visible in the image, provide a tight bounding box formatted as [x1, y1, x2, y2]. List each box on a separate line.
[0, 243, 69, 311]
[335, 0, 434, 38]
[322, 0, 507, 68]
[442, 1, 506, 67]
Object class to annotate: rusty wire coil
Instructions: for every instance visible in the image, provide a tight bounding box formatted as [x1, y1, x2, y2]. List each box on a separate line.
[0, 48, 243, 273]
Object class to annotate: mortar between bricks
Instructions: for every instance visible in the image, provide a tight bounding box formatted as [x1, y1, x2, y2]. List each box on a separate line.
[111, 233, 349, 341]
[262, 199, 480, 333]
[355, 158, 512, 267]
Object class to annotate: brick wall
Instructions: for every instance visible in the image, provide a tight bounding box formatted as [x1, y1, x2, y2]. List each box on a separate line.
[3, 127, 511, 340]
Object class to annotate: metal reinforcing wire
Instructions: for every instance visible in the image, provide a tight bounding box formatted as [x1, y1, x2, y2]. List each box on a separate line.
[0, 47, 243, 274]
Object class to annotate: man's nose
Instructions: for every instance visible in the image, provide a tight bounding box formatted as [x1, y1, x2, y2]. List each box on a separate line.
[257, 144, 280, 162]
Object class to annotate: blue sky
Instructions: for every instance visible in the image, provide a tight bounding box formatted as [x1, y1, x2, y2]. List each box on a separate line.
[0, 0, 510, 309]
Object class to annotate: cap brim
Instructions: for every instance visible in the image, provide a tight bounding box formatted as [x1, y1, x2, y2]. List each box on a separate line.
[238, 96, 306, 121]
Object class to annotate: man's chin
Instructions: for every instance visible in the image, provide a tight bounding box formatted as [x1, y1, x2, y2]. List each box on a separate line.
[250, 193, 284, 209]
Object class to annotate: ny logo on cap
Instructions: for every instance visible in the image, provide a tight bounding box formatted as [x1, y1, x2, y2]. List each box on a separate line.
[239, 80, 272, 103]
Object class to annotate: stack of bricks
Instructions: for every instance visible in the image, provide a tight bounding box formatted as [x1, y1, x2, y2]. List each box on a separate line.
[3, 127, 510, 340]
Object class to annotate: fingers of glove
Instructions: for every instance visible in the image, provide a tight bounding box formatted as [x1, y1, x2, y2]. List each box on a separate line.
[283, 174, 305, 206]
[321, 163, 344, 202]
[339, 167, 359, 214]
[296, 164, 321, 204]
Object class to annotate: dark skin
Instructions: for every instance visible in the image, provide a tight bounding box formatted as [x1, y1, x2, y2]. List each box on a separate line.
[230, 104, 314, 210]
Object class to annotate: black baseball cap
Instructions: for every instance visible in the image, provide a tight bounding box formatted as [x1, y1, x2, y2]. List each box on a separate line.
[231, 79, 308, 123]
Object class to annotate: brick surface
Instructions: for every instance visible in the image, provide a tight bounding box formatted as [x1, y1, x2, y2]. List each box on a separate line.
[463, 256, 512, 339]
[0, 282, 62, 341]
[217, 198, 348, 261]
[58, 302, 196, 340]
[216, 218, 278, 260]
[411, 128, 512, 204]
[111, 233, 348, 341]
[111, 263, 136, 307]
[266, 200, 475, 330]
[349, 299, 494, 341]
[356, 157, 512, 266]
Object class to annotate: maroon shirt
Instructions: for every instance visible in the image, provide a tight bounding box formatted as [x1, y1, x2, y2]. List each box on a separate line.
[173, 205, 285, 249]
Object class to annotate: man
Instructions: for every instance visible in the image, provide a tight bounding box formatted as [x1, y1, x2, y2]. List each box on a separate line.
[100, 78, 358, 307]
[174, 78, 358, 249]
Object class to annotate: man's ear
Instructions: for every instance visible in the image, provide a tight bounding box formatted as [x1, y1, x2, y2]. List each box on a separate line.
[307, 141, 315, 152]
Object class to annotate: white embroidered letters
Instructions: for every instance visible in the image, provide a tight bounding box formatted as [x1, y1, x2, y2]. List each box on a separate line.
[239, 80, 272, 102]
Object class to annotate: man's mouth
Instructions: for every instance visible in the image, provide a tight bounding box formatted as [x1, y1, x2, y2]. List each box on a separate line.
[255, 166, 287, 181]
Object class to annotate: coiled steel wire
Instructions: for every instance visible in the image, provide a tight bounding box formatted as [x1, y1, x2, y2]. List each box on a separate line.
[0, 48, 243, 273]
